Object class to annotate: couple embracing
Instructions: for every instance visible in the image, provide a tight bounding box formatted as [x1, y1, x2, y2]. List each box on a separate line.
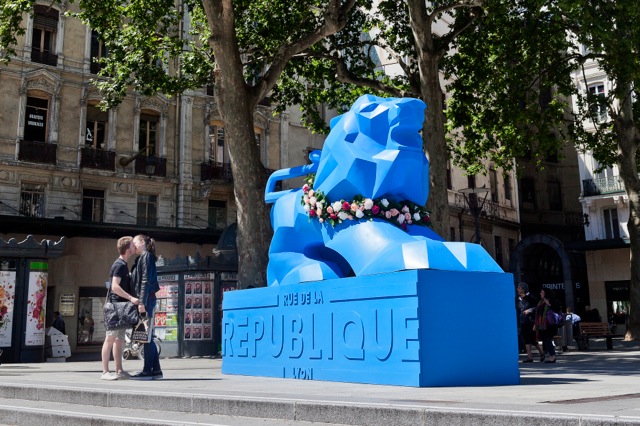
[101, 234, 161, 380]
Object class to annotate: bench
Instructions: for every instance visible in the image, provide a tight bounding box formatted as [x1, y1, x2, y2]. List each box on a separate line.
[577, 322, 622, 350]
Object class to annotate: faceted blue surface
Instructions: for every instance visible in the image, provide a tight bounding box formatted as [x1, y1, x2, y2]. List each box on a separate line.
[228, 95, 519, 387]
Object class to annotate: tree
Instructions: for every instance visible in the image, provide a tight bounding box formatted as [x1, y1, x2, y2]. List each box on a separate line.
[0, 0, 357, 288]
[444, 0, 640, 340]
[271, 0, 486, 238]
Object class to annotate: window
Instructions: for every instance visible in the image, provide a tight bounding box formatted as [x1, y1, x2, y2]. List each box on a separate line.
[90, 30, 108, 74]
[588, 84, 607, 122]
[467, 175, 476, 189]
[504, 175, 512, 201]
[139, 113, 159, 156]
[208, 200, 227, 230]
[31, 5, 58, 66]
[520, 178, 536, 207]
[86, 105, 108, 148]
[24, 96, 49, 142]
[494, 236, 503, 267]
[82, 189, 104, 222]
[547, 181, 562, 211]
[450, 227, 455, 242]
[20, 183, 45, 217]
[508, 238, 515, 264]
[446, 161, 452, 190]
[603, 208, 620, 239]
[137, 194, 157, 226]
[489, 168, 498, 202]
[209, 124, 227, 164]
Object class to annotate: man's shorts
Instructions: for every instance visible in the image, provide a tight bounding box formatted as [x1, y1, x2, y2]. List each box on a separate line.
[105, 328, 126, 339]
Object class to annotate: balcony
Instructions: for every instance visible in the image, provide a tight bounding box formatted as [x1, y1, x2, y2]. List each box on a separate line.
[582, 176, 624, 197]
[18, 140, 56, 164]
[201, 161, 233, 182]
[80, 147, 115, 171]
[135, 155, 167, 177]
[31, 49, 58, 66]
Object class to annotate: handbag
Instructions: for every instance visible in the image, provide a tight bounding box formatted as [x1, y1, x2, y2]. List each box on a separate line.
[103, 289, 139, 330]
[546, 309, 565, 326]
[131, 312, 153, 343]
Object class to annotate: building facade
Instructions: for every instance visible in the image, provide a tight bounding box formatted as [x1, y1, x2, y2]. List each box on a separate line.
[573, 56, 630, 330]
[0, 2, 305, 359]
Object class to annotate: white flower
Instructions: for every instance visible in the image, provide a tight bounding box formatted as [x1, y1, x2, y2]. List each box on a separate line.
[381, 198, 389, 208]
[310, 196, 317, 205]
[332, 201, 342, 212]
[413, 212, 421, 221]
[338, 212, 349, 221]
[303, 204, 310, 212]
[316, 201, 324, 209]
[364, 198, 374, 210]
[303, 195, 310, 204]
[397, 214, 405, 224]
[402, 205, 410, 213]
[355, 210, 364, 219]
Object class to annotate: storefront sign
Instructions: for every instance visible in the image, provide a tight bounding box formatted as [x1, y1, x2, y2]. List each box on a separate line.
[59, 293, 76, 317]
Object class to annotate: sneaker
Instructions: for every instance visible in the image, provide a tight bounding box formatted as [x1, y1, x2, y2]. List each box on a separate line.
[115, 371, 131, 380]
[130, 371, 154, 380]
[101, 372, 117, 381]
[152, 370, 163, 380]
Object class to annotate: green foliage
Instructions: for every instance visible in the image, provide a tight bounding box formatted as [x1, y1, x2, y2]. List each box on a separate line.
[0, 0, 34, 63]
[446, 0, 640, 172]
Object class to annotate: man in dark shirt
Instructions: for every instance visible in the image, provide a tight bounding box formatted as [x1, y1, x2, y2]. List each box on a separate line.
[516, 282, 544, 362]
[52, 311, 65, 334]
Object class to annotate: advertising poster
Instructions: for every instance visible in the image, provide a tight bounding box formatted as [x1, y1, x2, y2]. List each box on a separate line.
[184, 273, 214, 341]
[156, 275, 179, 342]
[25, 262, 48, 346]
[0, 270, 16, 347]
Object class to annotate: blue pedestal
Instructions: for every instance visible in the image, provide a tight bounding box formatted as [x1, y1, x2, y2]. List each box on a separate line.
[222, 269, 520, 387]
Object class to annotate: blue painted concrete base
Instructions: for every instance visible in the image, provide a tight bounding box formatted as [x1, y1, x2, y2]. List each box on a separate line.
[222, 269, 520, 387]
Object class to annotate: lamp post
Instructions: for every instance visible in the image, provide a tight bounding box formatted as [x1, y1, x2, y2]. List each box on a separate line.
[119, 146, 157, 175]
[459, 186, 490, 244]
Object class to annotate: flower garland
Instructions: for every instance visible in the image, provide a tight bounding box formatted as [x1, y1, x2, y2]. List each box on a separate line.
[300, 174, 432, 231]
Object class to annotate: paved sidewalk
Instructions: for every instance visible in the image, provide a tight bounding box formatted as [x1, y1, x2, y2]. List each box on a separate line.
[1, 339, 640, 425]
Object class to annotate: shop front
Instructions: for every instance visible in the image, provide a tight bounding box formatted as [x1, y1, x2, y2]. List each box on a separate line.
[0, 236, 64, 363]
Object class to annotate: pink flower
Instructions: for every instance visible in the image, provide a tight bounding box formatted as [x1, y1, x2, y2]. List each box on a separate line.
[309, 209, 317, 217]
[405, 213, 411, 221]
[319, 218, 324, 223]
[372, 205, 380, 215]
[330, 213, 337, 220]
[402, 205, 410, 213]
[303, 184, 310, 193]
[350, 203, 358, 212]
[327, 206, 334, 214]
[342, 201, 351, 211]
[308, 189, 315, 197]
[316, 207, 323, 216]
[385, 211, 392, 219]
[390, 208, 399, 217]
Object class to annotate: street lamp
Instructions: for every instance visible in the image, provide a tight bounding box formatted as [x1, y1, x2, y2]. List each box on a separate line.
[119, 146, 157, 175]
[459, 186, 490, 244]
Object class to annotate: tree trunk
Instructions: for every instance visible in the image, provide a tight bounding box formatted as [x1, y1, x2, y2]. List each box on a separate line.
[613, 83, 640, 340]
[419, 56, 450, 239]
[204, 0, 271, 288]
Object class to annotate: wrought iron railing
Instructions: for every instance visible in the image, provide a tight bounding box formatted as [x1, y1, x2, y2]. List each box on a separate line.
[80, 146, 115, 171]
[582, 176, 624, 197]
[31, 49, 58, 66]
[18, 140, 57, 164]
[201, 161, 233, 182]
[134, 155, 167, 177]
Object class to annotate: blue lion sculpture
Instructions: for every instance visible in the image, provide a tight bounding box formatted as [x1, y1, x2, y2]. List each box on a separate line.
[265, 95, 502, 286]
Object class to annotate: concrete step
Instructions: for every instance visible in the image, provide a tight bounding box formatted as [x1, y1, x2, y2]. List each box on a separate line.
[0, 397, 348, 426]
